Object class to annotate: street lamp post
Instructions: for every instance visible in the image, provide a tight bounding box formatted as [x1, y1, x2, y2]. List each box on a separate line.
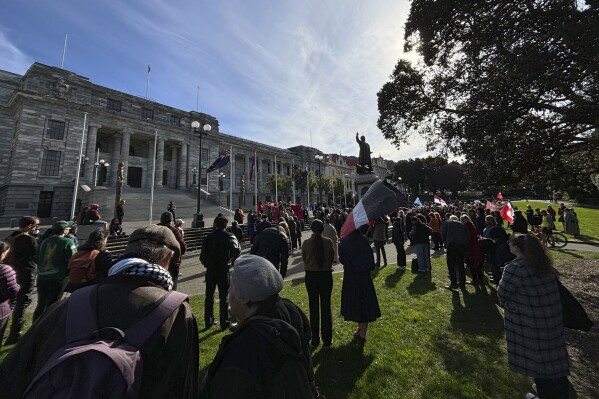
[192, 121, 212, 228]
[219, 172, 226, 192]
[93, 148, 109, 187]
[191, 167, 197, 186]
[314, 154, 323, 204]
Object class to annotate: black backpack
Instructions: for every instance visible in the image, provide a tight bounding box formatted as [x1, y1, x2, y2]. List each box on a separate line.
[23, 285, 187, 399]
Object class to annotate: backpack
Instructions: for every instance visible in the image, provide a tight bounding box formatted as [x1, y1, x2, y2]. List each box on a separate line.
[68, 249, 100, 285]
[23, 285, 188, 399]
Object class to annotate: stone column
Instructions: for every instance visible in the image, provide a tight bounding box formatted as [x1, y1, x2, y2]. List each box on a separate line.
[146, 140, 154, 188]
[155, 138, 164, 187]
[170, 145, 178, 188]
[84, 124, 98, 181]
[120, 129, 131, 184]
[110, 135, 121, 186]
[178, 142, 188, 188]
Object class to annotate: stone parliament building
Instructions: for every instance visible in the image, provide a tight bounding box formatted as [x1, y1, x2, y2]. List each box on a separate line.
[0, 62, 389, 225]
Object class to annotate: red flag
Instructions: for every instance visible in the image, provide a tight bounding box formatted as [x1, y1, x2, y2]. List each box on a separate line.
[497, 192, 503, 200]
[500, 201, 514, 224]
[249, 156, 255, 182]
[340, 180, 406, 238]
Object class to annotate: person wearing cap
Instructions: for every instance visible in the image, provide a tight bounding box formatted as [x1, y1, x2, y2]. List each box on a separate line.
[440, 215, 469, 289]
[0, 225, 200, 399]
[158, 212, 187, 290]
[174, 218, 185, 237]
[202, 254, 315, 398]
[83, 204, 101, 224]
[32, 220, 78, 322]
[200, 215, 240, 330]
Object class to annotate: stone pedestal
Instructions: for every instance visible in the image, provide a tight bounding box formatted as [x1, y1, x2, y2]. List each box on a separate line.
[218, 191, 228, 208]
[355, 173, 379, 200]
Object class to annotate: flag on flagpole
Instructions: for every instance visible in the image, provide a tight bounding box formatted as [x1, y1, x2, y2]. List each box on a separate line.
[497, 192, 503, 200]
[249, 156, 255, 182]
[298, 166, 308, 182]
[433, 195, 447, 206]
[340, 180, 406, 238]
[500, 201, 514, 224]
[206, 151, 230, 173]
[414, 197, 423, 206]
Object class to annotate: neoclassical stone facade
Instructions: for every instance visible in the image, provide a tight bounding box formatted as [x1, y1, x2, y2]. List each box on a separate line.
[0, 63, 389, 224]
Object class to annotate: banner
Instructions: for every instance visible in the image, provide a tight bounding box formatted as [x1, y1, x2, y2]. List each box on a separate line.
[433, 195, 447, 206]
[206, 151, 230, 173]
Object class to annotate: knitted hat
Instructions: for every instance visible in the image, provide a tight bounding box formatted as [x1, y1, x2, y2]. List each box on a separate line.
[52, 220, 75, 233]
[230, 255, 283, 303]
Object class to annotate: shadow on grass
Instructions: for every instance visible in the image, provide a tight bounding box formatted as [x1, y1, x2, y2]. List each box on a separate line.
[312, 340, 374, 399]
[555, 249, 585, 259]
[384, 268, 406, 288]
[449, 287, 503, 336]
[406, 272, 437, 296]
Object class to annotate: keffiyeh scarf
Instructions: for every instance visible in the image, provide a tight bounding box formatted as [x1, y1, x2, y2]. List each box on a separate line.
[108, 258, 174, 291]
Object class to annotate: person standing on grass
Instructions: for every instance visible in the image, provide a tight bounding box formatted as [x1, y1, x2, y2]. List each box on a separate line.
[3, 216, 38, 345]
[392, 213, 407, 270]
[440, 215, 469, 289]
[498, 233, 570, 399]
[301, 219, 335, 349]
[461, 214, 482, 285]
[339, 228, 380, 344]
[563, 208, 580, 237]
[0, 240, 19, 348]
[410, 214, 432, 273]
[33, 220, 78, 322]
[322, 217, 339, 263]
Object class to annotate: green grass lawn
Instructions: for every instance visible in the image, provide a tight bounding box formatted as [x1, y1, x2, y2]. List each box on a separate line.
[3, 251, 597, 398]
[512, 201, 599, 242]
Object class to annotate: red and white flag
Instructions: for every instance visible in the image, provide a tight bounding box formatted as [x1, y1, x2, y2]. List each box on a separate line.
[497, 192, 503, 200]
[340, 180, 406, 238]
[249, 156, 255, 182]
[434, 195, 447, 206]
[500, 201, 514, 224]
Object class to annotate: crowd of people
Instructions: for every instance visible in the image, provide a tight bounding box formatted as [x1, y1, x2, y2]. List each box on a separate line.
[0, 195, 583, 398]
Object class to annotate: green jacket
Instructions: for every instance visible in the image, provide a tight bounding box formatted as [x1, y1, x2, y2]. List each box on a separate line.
[37, 236, 77, 281]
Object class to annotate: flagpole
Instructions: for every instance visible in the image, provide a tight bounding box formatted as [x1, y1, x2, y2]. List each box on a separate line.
[306, 163, 310, 211]
[274, 155, 278, 203]
[292, 158, 295, 203]
[196, 86, 199, 112]
[70, 112, 87, 221]
[146, 64, 151, 99]
[230, 145, 233, 216]
[61, 34, 68, 69]
[149, 129, 157, 223]
[254, 152, 258, 212]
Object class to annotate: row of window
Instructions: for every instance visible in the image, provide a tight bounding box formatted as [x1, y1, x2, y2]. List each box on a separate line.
[106, 98, 182, 126]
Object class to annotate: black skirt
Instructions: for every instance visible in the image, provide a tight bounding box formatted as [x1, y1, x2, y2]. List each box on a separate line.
[340, 271, 381, 323]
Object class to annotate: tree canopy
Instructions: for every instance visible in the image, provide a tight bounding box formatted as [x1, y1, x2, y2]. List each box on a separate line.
[378, 0, 599, 200]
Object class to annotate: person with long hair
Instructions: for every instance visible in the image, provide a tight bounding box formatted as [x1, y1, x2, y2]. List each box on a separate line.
[498, 233, 570, 399]
[301, 219, 335, 349]
[392, 213, 407, 270]
[461, 214, 482, 285]
[0, 240, 20, 348]
[65, 228, 113, 292]
[339, 227, 381, 344]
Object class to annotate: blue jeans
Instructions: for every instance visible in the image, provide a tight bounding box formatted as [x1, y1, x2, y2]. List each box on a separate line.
[415, 243, 430, 271]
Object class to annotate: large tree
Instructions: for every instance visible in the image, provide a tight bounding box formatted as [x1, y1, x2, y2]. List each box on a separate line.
[378, 1, 599, 200]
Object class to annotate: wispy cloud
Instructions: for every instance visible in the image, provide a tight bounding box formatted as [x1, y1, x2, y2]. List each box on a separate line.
[0, 1, 429, 162]
[0, 29, 32, 74]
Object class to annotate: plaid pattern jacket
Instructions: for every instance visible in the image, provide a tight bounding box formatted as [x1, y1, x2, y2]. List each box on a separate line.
[497, 257, 569, 378]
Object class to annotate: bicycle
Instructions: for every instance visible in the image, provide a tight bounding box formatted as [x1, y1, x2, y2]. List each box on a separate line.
[532, 226, 568, 249]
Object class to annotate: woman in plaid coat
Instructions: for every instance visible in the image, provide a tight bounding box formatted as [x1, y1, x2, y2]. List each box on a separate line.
[498, 233, 570, 399]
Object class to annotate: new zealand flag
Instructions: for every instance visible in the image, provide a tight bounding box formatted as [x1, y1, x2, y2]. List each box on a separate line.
[206, 152, 230, 173]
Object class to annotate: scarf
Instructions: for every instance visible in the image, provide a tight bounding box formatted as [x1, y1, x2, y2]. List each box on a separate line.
[108, 257, 174, 291]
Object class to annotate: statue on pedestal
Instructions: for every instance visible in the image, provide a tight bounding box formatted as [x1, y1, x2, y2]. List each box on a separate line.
[239, 176, 245, 207]
[355, 132, 373, 174]
[114, 161, 125, 219]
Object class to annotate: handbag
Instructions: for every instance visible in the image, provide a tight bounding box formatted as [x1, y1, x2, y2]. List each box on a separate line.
[557, 279, 593, 331]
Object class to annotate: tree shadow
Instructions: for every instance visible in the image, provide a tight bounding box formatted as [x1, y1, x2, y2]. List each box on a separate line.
[290, 276, 306, 286]
[312, 341, 374, 399]
[406, 272, 437, 296]
[555, 250, 584, 259]
[384, 268, 406, 288]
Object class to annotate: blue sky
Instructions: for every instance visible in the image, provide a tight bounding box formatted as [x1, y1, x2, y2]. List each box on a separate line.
[0, 0, 426, 161]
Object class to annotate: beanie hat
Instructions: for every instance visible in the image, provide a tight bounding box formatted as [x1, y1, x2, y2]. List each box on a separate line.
[52, 220, 75, 233]
[230, 255, 283, 303]
[160, 211, 174, 224]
